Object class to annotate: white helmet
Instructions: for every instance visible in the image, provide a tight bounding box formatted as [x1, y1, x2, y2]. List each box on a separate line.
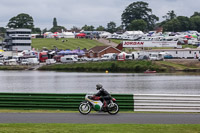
[96, 83, 103, 90]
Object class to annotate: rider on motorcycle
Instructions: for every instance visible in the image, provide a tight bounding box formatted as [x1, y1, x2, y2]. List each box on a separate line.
[94, 83, 111, 110]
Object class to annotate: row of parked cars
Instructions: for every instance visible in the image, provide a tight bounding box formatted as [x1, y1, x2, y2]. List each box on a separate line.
[0, 57, 40, 66]
[0, 52, 174, 66]
[55, 53, 174, 63]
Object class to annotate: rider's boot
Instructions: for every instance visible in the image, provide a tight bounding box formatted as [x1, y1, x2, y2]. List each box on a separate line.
[102, 101, 108, 111]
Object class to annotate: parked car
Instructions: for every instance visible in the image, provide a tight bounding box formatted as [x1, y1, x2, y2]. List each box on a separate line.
[28, 58, 39, 65]
[53, 55, 63, 62]
[101, 53, 116, 61]
[149, 53, 163, 61]
[164, 54, 173, 59]
[7, 59, 17, 65]
[0, 60, 3, 65]
[91, 58, 101, 62]
[60, 55, 78, 63]
[46, 59, 56, 65]
[137, 55, 149, 60]
[81, 57, 93, 62]
[21, 59, 29, 65]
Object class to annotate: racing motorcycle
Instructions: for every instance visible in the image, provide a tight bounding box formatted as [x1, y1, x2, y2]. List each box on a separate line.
[78, 94, 119, 115]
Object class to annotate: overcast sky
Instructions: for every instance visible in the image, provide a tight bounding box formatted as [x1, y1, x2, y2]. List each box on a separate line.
[0, 0, 199, 30]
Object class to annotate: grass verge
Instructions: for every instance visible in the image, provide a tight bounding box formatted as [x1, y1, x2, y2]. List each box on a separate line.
[38, 61, 166, 72]
[32, 38, 104, 50]
[0, 124, 199, 133]
[155, 61, 200, 72]
[155, 61, 188, 71]
[0, 66, 29, 70]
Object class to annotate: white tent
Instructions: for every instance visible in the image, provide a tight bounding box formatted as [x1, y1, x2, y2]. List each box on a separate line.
[99, 32, 111, 38]
[61, 32, 75, 38]
[123, 31, 144, 36]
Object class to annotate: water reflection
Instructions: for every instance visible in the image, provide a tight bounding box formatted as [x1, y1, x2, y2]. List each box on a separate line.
[0, 71, 200, 94]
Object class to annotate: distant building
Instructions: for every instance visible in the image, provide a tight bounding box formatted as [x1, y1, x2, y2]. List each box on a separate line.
[3, 28, 32, 51]
[86, 46, 121, 58]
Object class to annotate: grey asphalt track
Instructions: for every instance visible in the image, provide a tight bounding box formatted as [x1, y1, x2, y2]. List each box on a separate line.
[0, 113, 200, 124]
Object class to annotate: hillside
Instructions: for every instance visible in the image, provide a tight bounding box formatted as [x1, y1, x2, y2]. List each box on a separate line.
[31, 38, 105, 50]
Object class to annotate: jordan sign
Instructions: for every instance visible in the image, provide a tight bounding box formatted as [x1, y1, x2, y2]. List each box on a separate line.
[123, 41, 178, 48]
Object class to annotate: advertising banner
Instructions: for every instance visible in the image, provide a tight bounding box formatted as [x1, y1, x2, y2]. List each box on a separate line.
[123, 41, 178, 48]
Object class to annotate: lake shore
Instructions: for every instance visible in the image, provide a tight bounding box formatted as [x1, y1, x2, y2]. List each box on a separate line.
[1, 59, 200, 73]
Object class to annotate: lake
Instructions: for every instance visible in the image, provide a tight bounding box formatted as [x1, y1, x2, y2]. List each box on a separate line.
[0, 71, 200, 95]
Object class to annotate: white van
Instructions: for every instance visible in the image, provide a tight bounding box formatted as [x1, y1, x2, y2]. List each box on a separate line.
[46, 59, 56, 65]
[7, 59, 17, 65]
[101, 53, 117, 61]
[60, 55, 78, 63]
[21, 59, 29, 65]
[149, 53, 163, 61]
[28, 58, 39, 65]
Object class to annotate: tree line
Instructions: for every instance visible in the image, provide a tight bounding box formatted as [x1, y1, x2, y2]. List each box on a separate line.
[1, 1, 200, 34]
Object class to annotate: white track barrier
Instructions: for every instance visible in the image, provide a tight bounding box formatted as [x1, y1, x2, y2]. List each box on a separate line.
[134, 94, 200, 112]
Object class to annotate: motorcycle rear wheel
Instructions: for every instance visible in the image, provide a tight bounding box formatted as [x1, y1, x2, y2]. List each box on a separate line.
[108, 103, 119, 115]
[79, 102, 91, 115]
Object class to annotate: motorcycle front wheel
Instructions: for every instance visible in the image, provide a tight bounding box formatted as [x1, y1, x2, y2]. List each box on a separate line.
[78, 102, 91, 115]
[108, 103, 119, 115]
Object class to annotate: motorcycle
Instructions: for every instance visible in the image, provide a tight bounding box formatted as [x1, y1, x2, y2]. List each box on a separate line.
[78, 94, 119, 115]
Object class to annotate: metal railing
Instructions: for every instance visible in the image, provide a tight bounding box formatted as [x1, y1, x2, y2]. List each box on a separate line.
[1, 93, 200, 112]
[134, 94, 200, 112]
[0, 93, 133, 111]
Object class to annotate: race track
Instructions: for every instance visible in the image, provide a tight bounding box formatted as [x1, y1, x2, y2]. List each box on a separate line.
[0, 113, 200, 124]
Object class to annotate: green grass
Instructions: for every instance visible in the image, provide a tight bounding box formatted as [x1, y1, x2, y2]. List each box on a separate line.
[0, 124, 199, 133]
[156, 61, 198, 71]
[32, 38, 104, 50]
[156, 61, 188, 70]
[110, 39, 123, 44]
[0, 66, 28, 70]
[38, 61, 166, 72]
[182, 44, 198, 49]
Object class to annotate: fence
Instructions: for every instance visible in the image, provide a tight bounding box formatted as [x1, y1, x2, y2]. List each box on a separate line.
[134, 94, 200, 112]
[0, 93, 133, 111]
[0, 93, 200, 112]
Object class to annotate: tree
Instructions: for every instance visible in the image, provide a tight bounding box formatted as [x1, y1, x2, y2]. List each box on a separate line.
[163, 10, 176, 21]
[49, 18, 66, 33]
[81, 25, 94, 31]
[71, 26, 81, 32]
[121, 1, 158, 30]
[53, 17, 58, 27]
[96, 25, 105, 31]
[176, 16, 191, 31]
[42, 28, 48, 34]
[7, 13, 34, 29]
[128, 19, 147, 31]
[190, 16, 200, 32]
[0, 27, 6, 34]
[50, 26, 66, 33]
[0, 27, 6, 38]
[191, 12, 200, 18]
[116, 25, 124, 33]
[107, 21, 116, 33]
[163, 19, 181, 32]
[32, 27, 41, 34]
